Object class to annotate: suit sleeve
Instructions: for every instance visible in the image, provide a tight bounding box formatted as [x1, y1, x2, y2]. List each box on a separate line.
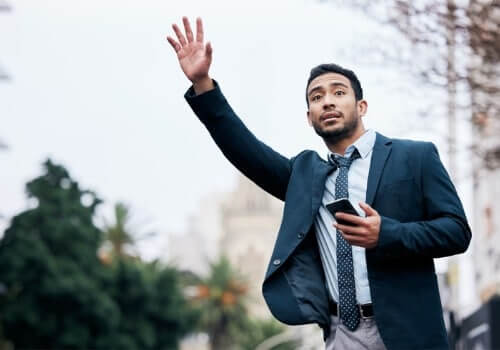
[373, 142, 471, 259]
[184, 80, 293, 201]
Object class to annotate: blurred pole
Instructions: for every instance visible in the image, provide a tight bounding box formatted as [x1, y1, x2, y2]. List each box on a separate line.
[445, 1, 461, 331]
[447, 0, 457, 181]
[447, 310, 460, 350]
[0, 0, 10, 330]
[0, 0, 12, 82]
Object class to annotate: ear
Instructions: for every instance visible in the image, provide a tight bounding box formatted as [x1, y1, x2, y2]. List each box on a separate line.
[306, 110, 312, 127]
[357, 99, 368, 117]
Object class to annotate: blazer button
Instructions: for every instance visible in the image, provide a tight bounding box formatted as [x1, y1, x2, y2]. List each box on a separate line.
[298, 232, 304, 239]
[273, 259, 281, 266]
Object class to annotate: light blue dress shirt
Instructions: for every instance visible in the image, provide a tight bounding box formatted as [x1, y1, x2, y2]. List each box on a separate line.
[314, 129, 376, 305]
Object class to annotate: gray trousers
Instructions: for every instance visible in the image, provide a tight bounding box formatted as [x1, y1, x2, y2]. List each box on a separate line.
[325, 315, 388, 350]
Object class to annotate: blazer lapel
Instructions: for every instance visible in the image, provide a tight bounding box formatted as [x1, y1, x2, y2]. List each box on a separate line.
[366, 133, 392, 206]
[311, 157, 336, 217]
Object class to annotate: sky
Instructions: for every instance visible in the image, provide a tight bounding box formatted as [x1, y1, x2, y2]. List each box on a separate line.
[0, 0, 476, 309]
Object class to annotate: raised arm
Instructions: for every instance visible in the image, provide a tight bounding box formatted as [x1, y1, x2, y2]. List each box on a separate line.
[166, 17, 293, 200]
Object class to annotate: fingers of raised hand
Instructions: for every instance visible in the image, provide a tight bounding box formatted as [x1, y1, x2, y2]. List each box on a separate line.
[169, 17, 204, 50]
[183, 16, 194, 43]
[196, 17, 204, 43]
[205, 41, 212, 58]
[166, 36, 181, 53]
[172, 23, 187, 46]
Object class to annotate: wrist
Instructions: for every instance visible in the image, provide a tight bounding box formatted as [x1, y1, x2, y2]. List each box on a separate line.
[193, 76, 214, 95]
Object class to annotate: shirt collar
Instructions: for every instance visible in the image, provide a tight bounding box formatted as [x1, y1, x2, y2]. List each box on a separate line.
[327, 129, 376, 162]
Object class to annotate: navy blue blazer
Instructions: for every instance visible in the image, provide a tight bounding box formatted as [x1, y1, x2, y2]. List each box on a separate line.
[185, 81, 471, 350]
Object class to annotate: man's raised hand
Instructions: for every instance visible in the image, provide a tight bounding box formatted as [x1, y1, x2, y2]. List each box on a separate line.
[167, 17, 214, 94]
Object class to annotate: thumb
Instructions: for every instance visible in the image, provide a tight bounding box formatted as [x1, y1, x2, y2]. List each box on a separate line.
[205, 41, 213, 60]
[359, 202, 377, 216]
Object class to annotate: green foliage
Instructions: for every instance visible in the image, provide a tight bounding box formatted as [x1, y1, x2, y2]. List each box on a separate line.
[105, 259, 199, 350]
[0, 160, 116, 349]
[0, 159, 195, 349]
[191, 256, 249, 349]
[103, 202, 135, 258]
[102, 201, 157, 261]
[234, 318, 297, 350]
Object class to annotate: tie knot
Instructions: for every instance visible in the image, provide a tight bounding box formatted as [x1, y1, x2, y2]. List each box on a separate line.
[332, 149, 360, 169]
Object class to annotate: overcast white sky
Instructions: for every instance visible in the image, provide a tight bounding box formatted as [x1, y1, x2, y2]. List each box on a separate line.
[0, 0, 473, 283]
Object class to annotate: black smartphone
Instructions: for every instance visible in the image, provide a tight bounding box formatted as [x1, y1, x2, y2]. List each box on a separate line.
[326, 198, 360, 226]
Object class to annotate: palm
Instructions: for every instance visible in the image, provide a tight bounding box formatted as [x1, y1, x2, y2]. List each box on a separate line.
[167, 17, 212, 83]
[177, 41, 210, 82]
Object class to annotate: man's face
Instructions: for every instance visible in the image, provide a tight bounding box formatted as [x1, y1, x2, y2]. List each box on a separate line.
[306, 72, 366, 142]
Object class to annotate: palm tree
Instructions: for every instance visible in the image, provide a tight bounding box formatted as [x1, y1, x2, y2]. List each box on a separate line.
[102, 203, 134, 259]
[191, 256, 249, 349]
[101, 202, 156, 262]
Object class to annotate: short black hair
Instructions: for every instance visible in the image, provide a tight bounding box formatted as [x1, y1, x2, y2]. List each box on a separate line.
[305, 63, 363, 108]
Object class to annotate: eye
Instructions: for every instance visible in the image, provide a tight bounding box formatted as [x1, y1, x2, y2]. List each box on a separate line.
[335, 90, 345, 96]
[311, 95, 321, 101]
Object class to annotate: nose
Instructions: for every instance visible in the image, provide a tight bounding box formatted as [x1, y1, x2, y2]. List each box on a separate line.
[322, 93, 336, 109]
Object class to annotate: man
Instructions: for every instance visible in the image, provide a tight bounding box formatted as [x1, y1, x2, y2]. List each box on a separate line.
[167, 17, 471, 350]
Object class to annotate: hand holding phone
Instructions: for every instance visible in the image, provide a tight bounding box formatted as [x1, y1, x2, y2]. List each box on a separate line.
[326, 198, 361, 226]
[326, 200, 381, 249]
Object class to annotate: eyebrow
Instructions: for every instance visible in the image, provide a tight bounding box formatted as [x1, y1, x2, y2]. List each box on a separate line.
[308, 82, 349, 97]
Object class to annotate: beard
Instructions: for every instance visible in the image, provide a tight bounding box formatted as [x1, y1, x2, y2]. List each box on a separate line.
[312, 112, 360, 144]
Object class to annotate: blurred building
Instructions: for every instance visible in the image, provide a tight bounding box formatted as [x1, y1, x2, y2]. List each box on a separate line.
[218, 174, 283, 319]
[166, 192, 224, 276]
[167, 174, 283, 317]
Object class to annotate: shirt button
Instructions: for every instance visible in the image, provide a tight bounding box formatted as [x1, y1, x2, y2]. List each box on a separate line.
[273, 259, 281, 266]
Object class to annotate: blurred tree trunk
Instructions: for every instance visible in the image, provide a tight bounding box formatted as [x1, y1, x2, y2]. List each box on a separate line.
[467, 0, 500, 302]
[0, 1, 12, 82]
